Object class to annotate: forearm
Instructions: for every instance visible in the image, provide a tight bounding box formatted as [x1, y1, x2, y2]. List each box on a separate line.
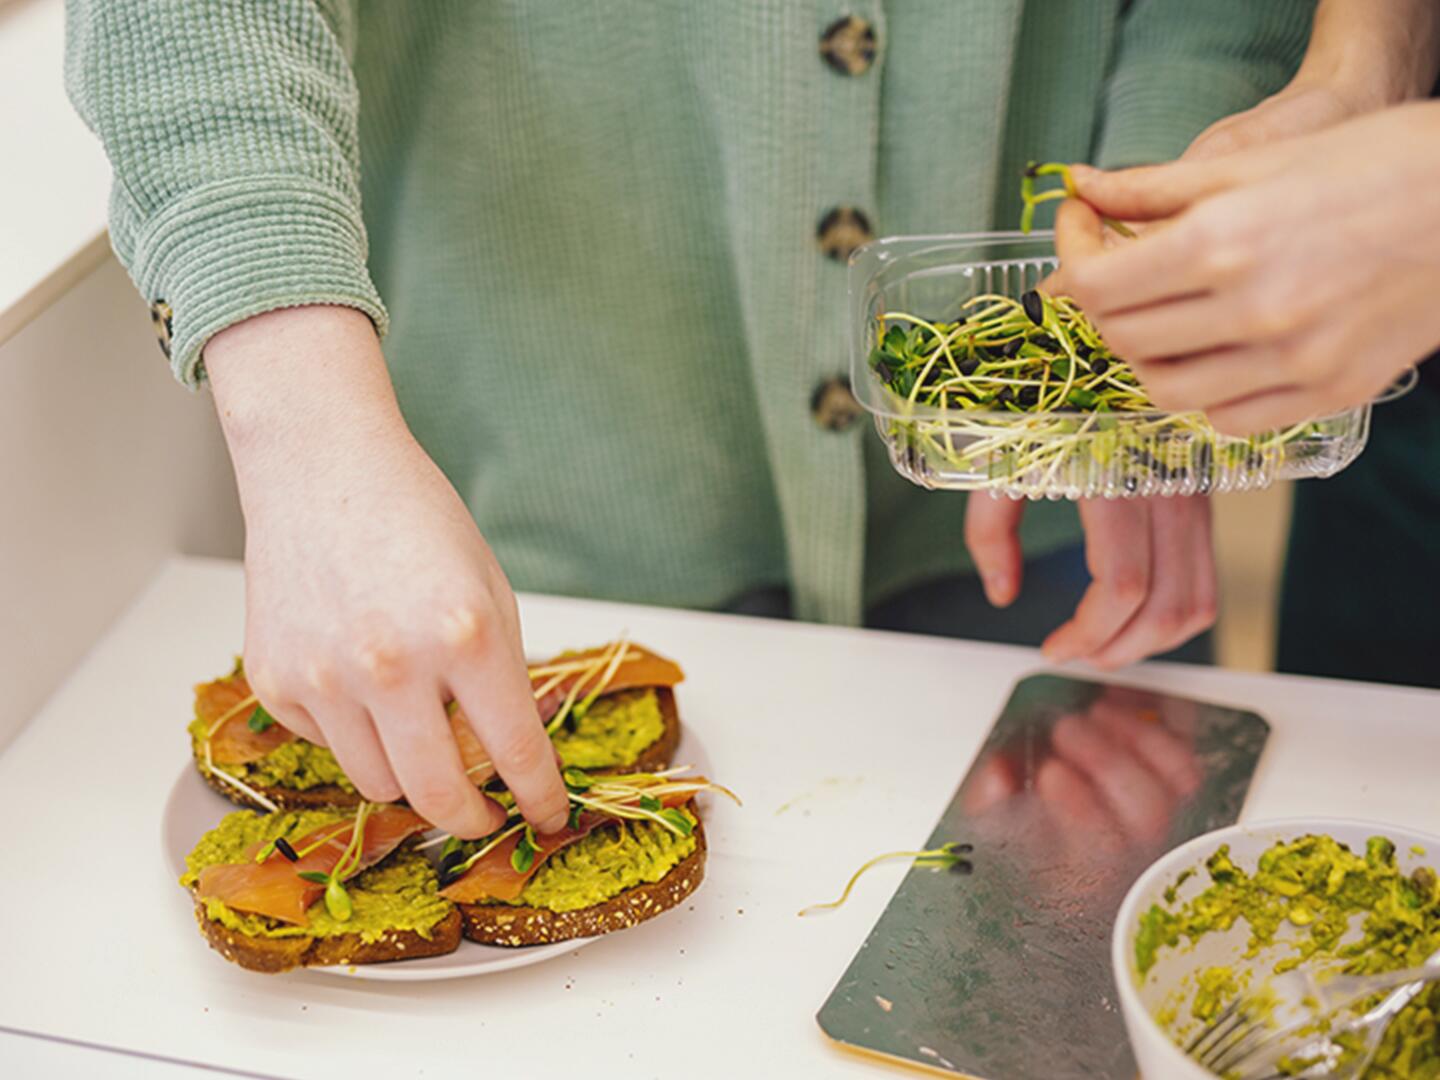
[1294, 0, 1440, 107]
[205, 305, 410, 517]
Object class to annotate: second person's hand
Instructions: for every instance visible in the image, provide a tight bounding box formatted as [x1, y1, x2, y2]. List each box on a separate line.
[965, 494, 1216, 669]
[1054, 104, 1440, 434]
[206, 305, 571, 839]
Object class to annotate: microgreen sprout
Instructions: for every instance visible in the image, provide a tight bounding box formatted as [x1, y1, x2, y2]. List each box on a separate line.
[277, 802, 375, 922]
[246, 705, 276, 733]
[435, 766, 739, 885]
[798, 842, 974, 917]
[1020, 161, 1136, 238]
[870, 288, 1315, 495]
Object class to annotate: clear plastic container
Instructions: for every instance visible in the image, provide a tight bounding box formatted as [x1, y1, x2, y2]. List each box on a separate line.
[849, 232, 1388, 500]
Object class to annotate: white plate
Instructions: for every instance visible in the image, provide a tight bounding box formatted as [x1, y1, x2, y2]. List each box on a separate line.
[162, 727, 712, 981]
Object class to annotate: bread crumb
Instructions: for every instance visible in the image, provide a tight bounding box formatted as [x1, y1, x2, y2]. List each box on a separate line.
[875, 996, 893, 1012]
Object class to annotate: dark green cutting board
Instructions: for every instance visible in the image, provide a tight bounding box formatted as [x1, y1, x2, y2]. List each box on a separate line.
[818, 674, 1269, 1079]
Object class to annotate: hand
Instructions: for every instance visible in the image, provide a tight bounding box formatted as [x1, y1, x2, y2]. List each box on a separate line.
[206, 306, 569, 839]
[1054, 103, 1440, 434]
[965, 493, 1216, 669]
[1180, 80, 1370, 164]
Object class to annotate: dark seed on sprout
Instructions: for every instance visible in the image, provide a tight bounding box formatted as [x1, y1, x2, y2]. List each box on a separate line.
[956, 843, 974, 854]
[275, 838, 299, 862]
[1021, 289, 1044, 326]
[1018, 386, 1040, 407]
[1002, 338, 1024, 358]
[1075, 341, 1093, 359]
[1031, 333, 1060, 351]
[875, 359, 894, 384]
[959, 357, 979, 376]
[951, 860, 975, 876]
[1023, 162, 1039, 178]
[1090, 355, 1109, 376]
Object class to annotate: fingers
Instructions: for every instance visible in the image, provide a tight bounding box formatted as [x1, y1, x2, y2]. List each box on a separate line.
[1132, 345, 1291, 413]
[252, 693, 327, 747]
[305, 699, 403, 803]
[1097, 294, 1259, 366]
[1205, 386, 1335, 436]
[1042, 498, 1151, 663]
[449, 639, 570, 836]
[371, 688, 506, 838]
[1068, 157, 1255, 224]
[1090, 497, 1216, 669]
[1053, 198, 1107, 268]
[964, 494, 1026, 607]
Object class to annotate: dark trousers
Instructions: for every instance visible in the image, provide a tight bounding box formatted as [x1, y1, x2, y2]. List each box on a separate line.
[1279, 380, 1440, 690]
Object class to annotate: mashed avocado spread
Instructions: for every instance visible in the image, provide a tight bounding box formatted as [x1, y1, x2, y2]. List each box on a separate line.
[552, 688, 666, 769]
[181, 809, 450, 942]
[471, 810, 697, 913]
[190, 717, 356, 793]
[1137, 834, 1440, 1078]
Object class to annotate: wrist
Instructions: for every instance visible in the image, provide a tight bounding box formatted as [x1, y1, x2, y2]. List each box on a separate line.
[204, 305, 414, 502]
[1294, 0, 1440, 113]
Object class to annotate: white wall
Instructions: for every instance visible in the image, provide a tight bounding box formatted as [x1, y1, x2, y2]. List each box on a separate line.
[0, 255, 243, 748]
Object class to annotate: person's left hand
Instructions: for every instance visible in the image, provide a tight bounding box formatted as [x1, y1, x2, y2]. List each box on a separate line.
[1054, 103, 1440, 434]
[965, 493, 1216, 669]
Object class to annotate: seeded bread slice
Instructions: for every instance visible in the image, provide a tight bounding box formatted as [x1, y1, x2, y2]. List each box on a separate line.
[623, 686, 682, 774]
[194, 762, 362, 813]
[457, 820, 706, 947]
[191, 901, 463, 974]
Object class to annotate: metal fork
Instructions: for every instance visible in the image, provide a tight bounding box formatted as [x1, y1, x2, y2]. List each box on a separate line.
[1186, 949, 1440, 1078]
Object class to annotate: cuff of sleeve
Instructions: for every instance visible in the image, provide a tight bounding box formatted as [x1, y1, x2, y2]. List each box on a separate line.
[129, 178, 389, 387]
[1094, 60, 1275, 169]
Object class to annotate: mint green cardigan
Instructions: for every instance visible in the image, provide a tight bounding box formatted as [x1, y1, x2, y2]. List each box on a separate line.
[66, 1, 1313, 623]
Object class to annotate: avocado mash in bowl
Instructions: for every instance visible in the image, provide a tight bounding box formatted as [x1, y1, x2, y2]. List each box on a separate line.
[1113, 819, 1440, 1079]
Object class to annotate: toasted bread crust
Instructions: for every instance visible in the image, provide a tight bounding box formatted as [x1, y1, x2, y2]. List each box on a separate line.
[623, 685, 682, 774]
[193, 754, 363, 812]
[457, 820, 706, 947]
[192, 900, 463, 973]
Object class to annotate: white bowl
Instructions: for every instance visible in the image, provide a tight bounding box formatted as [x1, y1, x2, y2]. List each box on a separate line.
[1111, 817, 1440, 1079]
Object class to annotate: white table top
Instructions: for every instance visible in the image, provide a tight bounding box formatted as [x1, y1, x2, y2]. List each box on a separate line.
[3, 557, 1438, 1079]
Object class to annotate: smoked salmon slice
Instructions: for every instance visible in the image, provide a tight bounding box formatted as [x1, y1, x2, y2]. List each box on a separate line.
[197, 671, 295, 766]
[195, 806, 429, 926]
[528, 643, 684, 723]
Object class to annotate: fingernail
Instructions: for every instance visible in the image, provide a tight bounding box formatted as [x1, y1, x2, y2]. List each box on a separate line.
[984, 573, 1013, 608]
[538, 811, 570, 836]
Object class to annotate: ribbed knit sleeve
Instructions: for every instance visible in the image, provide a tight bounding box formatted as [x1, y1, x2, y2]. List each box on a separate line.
[1094, 0, 1317, 168]
[64, 0, 386, 386]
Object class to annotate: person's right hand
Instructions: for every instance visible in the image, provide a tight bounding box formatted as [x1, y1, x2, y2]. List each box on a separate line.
[205, 305, 570, 839]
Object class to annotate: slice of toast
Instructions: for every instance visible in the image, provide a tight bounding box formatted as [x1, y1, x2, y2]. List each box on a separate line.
[194, 686, 683, 811]
[456, 820, 707, 947]
[193, 760, 362, 813]
[193, 901, 463, 973]
[620, 685, 682, 774]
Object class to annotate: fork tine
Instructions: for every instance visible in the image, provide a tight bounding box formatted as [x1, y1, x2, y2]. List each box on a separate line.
[1185, 998, 1240, 1057]
[1207, 1020, 1276, 1075]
